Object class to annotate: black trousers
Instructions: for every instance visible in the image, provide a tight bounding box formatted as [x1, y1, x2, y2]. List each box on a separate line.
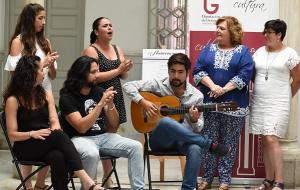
[13, 130, 83, 190]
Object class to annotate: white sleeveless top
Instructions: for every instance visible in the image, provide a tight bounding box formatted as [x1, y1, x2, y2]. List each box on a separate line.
[4, 35, 57, 91]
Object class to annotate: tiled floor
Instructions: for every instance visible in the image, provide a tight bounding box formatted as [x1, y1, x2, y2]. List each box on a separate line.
[1, 150, 300, 190]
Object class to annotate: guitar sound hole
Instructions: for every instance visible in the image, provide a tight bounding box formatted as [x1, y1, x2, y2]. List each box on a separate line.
[160, 106, 169, 116]
[143, 111, 148, 122]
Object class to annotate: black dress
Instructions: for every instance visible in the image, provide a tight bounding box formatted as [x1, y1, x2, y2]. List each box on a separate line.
[92, 45, 127, 124]
[13, 103, 83, 190]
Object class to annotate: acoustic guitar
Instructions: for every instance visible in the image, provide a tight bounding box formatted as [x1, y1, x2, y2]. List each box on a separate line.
[131, 92, 237, 133]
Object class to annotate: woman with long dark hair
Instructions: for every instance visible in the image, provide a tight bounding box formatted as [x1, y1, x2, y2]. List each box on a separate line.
[4, 3, 60, 189]
[3, 55, 103, 190]
[5, 3, 58, 91]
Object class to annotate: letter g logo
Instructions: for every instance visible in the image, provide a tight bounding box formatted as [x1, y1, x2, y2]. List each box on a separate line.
[204, 0, 219, 14]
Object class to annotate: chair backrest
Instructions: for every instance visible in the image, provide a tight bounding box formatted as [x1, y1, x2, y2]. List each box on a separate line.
[143, 132, 185, 156]
[0, 111, 19, 162]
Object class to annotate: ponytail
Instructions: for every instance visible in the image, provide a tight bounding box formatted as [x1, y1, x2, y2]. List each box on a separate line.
[90, 30, 97, 44]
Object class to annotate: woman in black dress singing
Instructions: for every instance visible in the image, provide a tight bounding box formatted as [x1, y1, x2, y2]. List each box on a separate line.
[83, 16, 132, 125]
[82, 16, 133, 188]
[3, 55, 103, 190]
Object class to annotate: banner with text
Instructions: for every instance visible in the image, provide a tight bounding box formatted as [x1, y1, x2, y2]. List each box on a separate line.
[142, 49, 185, 80]
[187, 0, 279, 180]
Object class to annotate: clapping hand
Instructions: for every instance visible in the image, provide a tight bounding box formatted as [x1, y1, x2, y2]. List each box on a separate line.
[100, 87, 117, 107]
[118, 59, 133, 74]
[44, 51, 59, 68]
[124, 59, 133, 71]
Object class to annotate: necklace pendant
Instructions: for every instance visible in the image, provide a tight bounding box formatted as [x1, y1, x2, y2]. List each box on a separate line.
[265, 75, 268, 80]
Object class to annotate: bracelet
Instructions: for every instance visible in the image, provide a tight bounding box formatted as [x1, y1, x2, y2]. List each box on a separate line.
[223, 88, 228, 93]
[28, 131, 32, 138]
[109, 105, 115, 111]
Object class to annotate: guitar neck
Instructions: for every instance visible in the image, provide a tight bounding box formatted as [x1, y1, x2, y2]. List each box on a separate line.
[160, 104, 220, 115]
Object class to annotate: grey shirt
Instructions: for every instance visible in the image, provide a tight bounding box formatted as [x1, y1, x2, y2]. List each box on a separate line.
[122, 77, 204, 132]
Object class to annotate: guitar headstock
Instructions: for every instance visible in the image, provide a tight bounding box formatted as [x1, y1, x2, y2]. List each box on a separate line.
[217, 101, 238, 111]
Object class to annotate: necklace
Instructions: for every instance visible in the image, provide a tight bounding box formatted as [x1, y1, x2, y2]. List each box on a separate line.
[265, 51, 278, 80]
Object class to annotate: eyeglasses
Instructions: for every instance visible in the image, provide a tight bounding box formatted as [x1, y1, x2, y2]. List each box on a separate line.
[262, 30, 276, 35]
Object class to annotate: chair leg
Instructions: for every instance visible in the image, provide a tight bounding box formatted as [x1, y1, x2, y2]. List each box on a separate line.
[16, 165, 46, 190]
[146, 154, 152, 190]
[101, 159, 121, 189]
[179, 156, 186, 177]
[70, 178, 76, 190]
[159, 158, 165, 181]
[111, 159, 121, 189]
[68, 172, 76, 190]
[17, 183, 27, 190]
[101, 169, 114, 188]
[15, 165, 27, 190]
[46, 184, 53, 190]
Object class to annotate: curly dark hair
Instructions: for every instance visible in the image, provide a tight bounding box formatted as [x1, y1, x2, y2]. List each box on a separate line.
[3, 55, 46, 109]
[60, 56, 98, 96]
[9, 3, 50, 56]
[216, 16, 243, 46]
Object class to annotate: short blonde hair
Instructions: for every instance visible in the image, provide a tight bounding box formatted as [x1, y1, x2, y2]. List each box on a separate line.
[216, 16, 243, 46]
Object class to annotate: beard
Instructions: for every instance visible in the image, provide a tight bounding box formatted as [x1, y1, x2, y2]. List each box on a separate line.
[170, 79, 186, 87]
[85, 81, 96, 88]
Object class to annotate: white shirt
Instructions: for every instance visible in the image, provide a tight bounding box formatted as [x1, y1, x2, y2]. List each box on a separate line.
[5, 35, 57, 91]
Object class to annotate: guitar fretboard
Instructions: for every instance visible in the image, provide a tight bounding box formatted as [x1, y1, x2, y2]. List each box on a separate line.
[160, 104, 221, 116]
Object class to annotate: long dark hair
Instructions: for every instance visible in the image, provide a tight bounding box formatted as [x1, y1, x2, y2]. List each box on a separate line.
[3, 55, 46, 109]
[90, 17, 108, 44]
[9, 3, 50, 55]
[60, 56, 98, 96]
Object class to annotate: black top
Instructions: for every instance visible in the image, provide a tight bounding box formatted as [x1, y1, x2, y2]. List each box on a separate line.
[91, 45, 127, 124]
[17, 102, 49, 132]
[59, 87, 107, 138]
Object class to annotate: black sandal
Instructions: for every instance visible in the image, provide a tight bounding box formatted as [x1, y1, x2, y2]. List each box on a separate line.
[272, 182, 284, 190]
[254, 179, 274, 190]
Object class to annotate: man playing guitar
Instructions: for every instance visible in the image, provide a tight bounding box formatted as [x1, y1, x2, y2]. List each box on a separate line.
[123, 53, 230, 190]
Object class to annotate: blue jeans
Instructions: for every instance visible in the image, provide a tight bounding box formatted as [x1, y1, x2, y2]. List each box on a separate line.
[71, 133, 144, 190]
[149, 117, 212, 190]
